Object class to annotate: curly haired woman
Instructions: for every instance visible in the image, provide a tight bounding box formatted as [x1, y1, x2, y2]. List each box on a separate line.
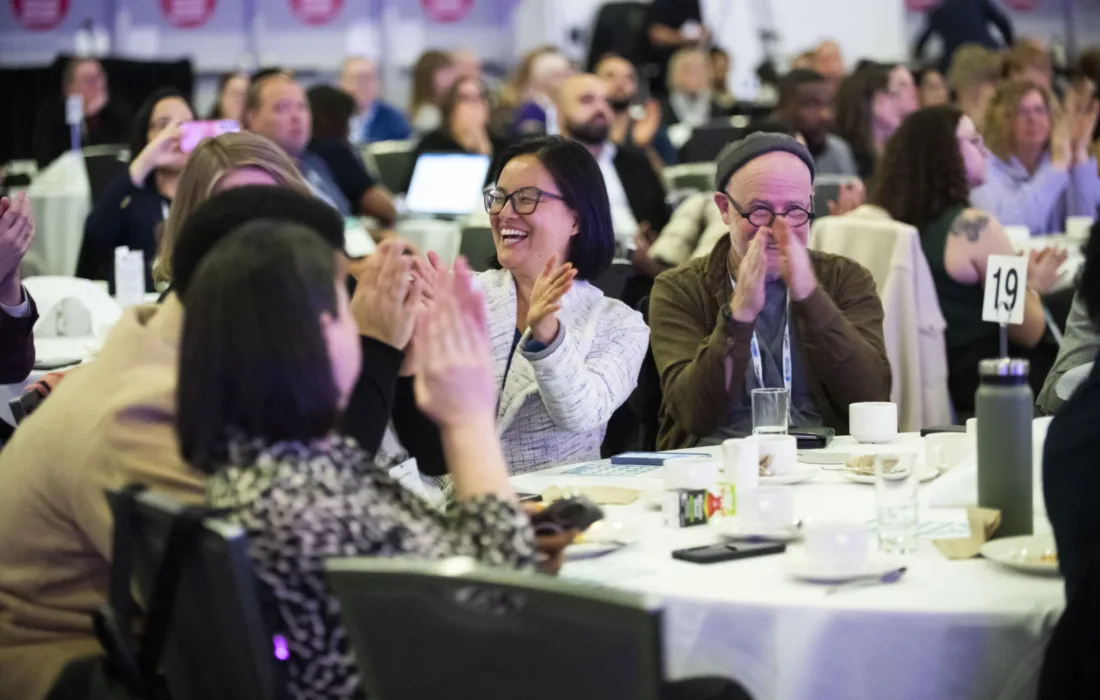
[870, 105, 1062, 414]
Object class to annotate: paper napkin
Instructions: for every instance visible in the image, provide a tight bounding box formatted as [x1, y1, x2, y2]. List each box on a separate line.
[934, 507, 1001, 559]
[541, 485, 640, 505]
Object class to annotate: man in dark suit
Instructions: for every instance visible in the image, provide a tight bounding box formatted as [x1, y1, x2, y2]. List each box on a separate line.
[556, 73, 671, 306]
[0, 194, 38, 385]
[32, 58, 133, 169]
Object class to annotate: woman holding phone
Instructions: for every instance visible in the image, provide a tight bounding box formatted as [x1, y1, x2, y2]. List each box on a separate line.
[83, 88, 194, 292]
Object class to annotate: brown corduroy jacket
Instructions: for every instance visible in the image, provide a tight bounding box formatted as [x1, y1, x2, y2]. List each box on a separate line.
[650, 235, 892, 450]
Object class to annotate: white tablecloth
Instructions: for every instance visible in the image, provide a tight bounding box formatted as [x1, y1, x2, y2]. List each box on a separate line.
[27, 152, 92, 277]
[511, 436, 1064, 700]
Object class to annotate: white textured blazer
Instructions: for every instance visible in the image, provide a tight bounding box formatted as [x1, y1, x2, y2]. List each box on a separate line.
[479, 268, 650, 474]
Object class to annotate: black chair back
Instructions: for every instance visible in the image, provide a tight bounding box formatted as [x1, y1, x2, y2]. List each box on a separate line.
[458, 226, 497, 272]
[369, 141, 416, 194]
[84, 149, 130, 205]
[326, 557, 664, 700]
[679, 124, 747, 164]
[585, 2, 652, 71]
[105, 489, 285, 700]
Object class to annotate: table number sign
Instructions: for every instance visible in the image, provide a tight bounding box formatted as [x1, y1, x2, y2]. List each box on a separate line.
[982, 254, 1027, 326]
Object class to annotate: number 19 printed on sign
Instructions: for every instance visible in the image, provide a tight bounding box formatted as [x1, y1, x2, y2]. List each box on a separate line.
[982, 254, 1028, 326]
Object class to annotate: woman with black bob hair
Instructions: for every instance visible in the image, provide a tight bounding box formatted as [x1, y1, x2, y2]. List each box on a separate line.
[394, 136, 649, 475]
[83, 88, 194, 291]
[177, 219, 534, 700]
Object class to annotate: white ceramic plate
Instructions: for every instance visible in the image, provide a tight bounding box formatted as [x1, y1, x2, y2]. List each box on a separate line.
[713, 518, 802, 542]
[980, 534, 1060, 576]
[565, 542, 627, 560]
[782, 555, 900, 584]
[842, 466, 939, 485]
[760, 464, 819, 485]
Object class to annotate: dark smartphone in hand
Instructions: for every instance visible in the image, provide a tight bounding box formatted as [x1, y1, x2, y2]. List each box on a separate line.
[672, 541, 786, 564]
[529, 496, 604, 535]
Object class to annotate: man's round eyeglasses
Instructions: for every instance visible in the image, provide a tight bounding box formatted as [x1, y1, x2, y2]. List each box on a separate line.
[483, 186, 566, 215]
[722, 193, 814, 228]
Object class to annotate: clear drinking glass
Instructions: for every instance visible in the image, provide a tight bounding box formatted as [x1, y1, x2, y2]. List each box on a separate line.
[751, 388, 789, 436]
[873, 449, 920, 555]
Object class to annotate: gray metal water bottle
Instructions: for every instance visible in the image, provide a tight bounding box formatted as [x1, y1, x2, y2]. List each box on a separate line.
[976, 358, 1033, 537]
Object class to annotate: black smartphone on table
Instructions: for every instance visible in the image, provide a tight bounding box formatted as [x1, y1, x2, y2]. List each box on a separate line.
[672, 541, 787, 564]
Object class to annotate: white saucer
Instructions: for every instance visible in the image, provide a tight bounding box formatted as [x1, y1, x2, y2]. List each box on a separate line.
[760, 464, 819, 485]
[842, 466, 939, 485]
[851, 434, 899, 445]
[565, 542, 627, 560]
[782, 555, 900, 584]
[980, 534, 1060, 576]
[713, 518, 802, 542]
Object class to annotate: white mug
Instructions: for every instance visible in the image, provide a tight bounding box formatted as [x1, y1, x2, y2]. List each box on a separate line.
[722, 437, 760, 490]
[757, 434, 797, 476]
[849, 402, 898, 444]
[1066, 216, 1094, 245]
[925, 433, 975, 471]
[663, 456, 719, 491]
[804, 522, 870, 574]
[737, 487, 795, 529]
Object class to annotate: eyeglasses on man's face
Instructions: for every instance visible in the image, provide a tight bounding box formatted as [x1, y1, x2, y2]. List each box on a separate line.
[721, 192, 814, 228]
[483, 186, 566, 215]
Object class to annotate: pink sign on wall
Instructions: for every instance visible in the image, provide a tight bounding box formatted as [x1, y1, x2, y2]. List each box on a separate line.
[160, 0, 216, 29]
[10, 0, 70, 30]
[420, 0, 474, 23]
[289, 0, 343, 25]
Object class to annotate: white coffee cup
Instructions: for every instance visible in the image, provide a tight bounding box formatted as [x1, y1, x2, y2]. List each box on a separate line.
[663, 456, 719, 490]
[1003, 225, 1031, 250]
[849, 402, 898, 444]
[737, 487, 795, 529]
[1066, 216, 1094, 245]
[757, 434, 797, 476]
[804, 522, 870, 574]
[722, 437, 760, 491]
[966, 417, 977, 434]
[925, 433, 975, 471]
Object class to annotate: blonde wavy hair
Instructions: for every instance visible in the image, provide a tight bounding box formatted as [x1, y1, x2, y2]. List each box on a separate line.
[981, 79, 1062, 162]
[154, 131, 309, 284]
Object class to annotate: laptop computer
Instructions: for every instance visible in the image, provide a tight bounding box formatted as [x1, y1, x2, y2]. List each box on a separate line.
[404, 152, 491, 219]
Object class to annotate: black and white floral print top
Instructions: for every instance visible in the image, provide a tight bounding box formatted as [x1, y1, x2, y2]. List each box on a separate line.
[205, 434, 536, 700]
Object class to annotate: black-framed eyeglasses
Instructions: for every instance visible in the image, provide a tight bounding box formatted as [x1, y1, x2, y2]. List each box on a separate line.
[483, 186, 566, 215]
[722, 193, 814, 227]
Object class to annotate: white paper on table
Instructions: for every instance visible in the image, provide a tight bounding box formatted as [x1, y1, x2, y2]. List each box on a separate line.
[344, 222, 377, 258]
[982, 254, 1028, 325]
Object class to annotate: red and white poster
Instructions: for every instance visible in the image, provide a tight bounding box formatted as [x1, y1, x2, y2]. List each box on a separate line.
[160, 0, 216, 29]
[421, 0, 473, 23]
[289, 0, 343, 25]
[10, 0, 70, 30]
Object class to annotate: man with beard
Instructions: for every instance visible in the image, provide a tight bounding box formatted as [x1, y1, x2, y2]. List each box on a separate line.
[556, 74, 671, 303]
[772, 69, 858, 177]
[594, 53, 678, 167]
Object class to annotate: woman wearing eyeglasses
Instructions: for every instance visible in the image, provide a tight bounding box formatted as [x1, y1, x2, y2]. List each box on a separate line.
[407, 77, 504, 190]
[871, 106, 1063, 416]
[393, 137, 649, 476]
[971, 80, 1100, 235]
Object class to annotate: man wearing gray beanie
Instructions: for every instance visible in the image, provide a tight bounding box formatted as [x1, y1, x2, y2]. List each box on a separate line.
[648, 132, 891, 448]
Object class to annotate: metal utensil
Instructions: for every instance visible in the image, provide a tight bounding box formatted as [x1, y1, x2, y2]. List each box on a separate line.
[825, 566, 907, 595]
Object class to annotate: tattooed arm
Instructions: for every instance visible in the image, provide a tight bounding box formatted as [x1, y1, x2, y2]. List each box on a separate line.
[944, 208, 1047, 348]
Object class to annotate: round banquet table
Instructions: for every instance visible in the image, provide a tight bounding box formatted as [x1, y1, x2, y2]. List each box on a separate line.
[511, 435, 1064, 700]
